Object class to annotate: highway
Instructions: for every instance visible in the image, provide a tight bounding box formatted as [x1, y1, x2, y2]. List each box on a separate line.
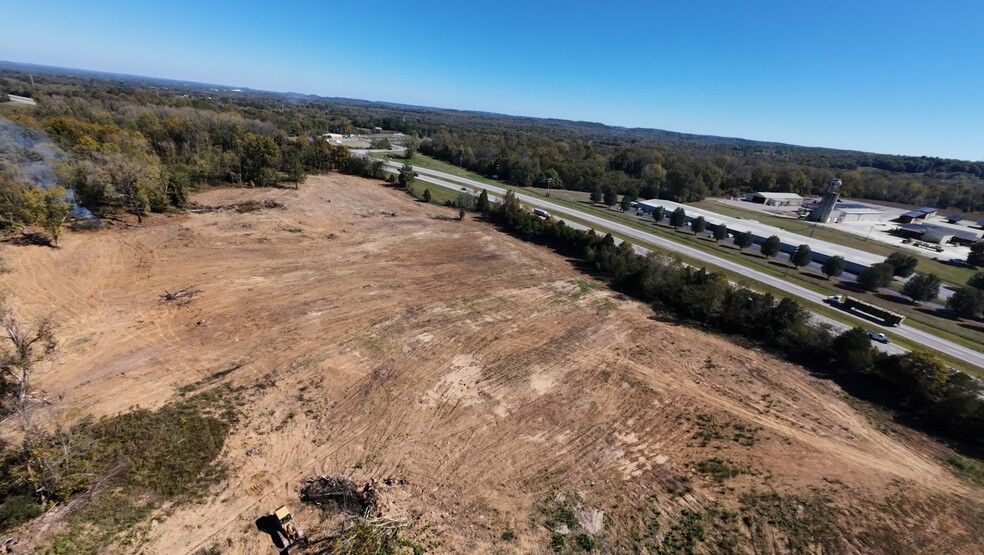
[376, 157, 981, 368]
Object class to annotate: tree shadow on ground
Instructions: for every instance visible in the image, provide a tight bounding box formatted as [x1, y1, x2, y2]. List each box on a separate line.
[801, 271, 829, 281]
[4, 232, 53, 247]
[958, 321, 984, 334]
[874, 292, 913, 306]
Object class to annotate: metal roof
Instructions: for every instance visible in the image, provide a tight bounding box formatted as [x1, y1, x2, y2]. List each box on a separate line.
[838, 208, 882, 215]
[917, 207, 938, 213]
[901, 210, 927, 218]
[751, 192, 803, 200]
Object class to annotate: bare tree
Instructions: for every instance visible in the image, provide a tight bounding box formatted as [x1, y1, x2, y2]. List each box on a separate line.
[1, 299, 56, 409]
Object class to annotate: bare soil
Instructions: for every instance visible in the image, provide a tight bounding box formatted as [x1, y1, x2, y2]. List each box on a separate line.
[1, 174, 982, 553]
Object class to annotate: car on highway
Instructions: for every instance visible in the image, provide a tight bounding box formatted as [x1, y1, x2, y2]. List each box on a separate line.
[823, 295, 842, 304]
[866, 331, 890, 344]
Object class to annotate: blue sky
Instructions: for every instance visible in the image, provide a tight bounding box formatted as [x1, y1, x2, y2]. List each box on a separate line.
[2, 0, 982, 160]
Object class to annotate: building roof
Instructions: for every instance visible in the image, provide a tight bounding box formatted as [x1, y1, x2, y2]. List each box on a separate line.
[900, 223, 983, 243]
[901, 209, 929, 218]
[917, 207, 938, 214]
[837, 208, 883, 215]
[751, 192, 803, 200]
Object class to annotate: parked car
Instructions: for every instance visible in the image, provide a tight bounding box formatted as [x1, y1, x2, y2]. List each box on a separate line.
[866, 331, 890, 344]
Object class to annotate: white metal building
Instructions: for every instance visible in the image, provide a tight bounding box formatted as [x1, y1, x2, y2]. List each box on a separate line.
[744, 192, 804, 206]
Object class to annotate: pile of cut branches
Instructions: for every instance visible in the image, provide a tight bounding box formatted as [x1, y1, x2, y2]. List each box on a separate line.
[300, 475, 379, 517]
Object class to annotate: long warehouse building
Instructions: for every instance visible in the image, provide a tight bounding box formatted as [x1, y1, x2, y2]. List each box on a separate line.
[634, 199, 886, 274]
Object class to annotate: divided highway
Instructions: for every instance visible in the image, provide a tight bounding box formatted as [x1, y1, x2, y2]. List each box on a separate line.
[377, 158, 983, 369]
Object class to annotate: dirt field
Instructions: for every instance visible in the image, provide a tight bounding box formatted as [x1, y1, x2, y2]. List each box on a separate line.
[1, 174, 982, 553]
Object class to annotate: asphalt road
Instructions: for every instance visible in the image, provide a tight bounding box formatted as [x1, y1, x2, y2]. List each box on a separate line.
[376, 157, 980, 367]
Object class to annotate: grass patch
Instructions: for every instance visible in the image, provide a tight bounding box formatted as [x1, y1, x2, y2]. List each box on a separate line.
[692, 414, 761, 448]
[1, 388, 236, 549]
[943, 454, 984, 487]
[538, 491, 600, 553]
[693, 458, 747, 483]
[740, 491, 838, 553]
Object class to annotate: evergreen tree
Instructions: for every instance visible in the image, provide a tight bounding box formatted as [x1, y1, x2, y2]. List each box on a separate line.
[476, 190, 490, 212]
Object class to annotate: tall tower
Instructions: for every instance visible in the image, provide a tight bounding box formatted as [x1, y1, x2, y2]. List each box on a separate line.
[810, 179, 842, 223]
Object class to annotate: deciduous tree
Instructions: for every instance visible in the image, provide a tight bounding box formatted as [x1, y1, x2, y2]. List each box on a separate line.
[734, 231, 753, 250]
[669, 207, 686, 229]
[821, 256, 845, 279]
[712, 223, 727, 242]
[856, 262, 894, 291]
[761, 235, 781, 258]
[603, 187, 618, 207]
[885, 252, 919, 277]
[0, 298, 56, 409]
[652, 206, 664, 224]
[947, 286, 984, 319]
[691, 216, 706, 234]
[791, 244, 812, 268]
[968, 241, 984, 267]
[901, 273, 941, 303]
[403, 132, 421, 159]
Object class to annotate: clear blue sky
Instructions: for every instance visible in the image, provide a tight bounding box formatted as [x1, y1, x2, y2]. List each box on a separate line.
[2, 0, 982, 160]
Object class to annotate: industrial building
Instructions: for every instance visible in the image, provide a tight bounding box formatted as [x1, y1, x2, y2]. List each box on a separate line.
[829, 204, 884, 222]
[896, 223, 983, 246]
[634, 198, 886, 273]
[744, 192, 804, 206]
[897, 207, 939, 223]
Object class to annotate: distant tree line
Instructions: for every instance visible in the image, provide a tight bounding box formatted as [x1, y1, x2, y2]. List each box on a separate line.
[0, 78, 390, 226]
[3, 68, 981, 217]
[487, 192, 984, 451]
[420, 131, 984, 211]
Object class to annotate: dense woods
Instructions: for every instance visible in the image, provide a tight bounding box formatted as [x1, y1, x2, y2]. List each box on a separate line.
[2, 63, 983, 233]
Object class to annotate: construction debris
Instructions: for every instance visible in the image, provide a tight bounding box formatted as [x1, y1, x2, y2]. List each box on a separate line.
[300, 475, 379, 517]
[160, 287, 201, 306]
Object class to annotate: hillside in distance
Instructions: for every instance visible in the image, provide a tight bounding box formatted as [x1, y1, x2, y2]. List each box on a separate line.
[2, 60, 981, 180]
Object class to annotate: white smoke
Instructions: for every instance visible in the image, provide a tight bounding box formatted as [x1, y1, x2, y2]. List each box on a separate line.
[0, 115, 92, 218]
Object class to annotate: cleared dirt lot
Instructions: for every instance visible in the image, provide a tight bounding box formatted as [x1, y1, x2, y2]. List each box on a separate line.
[2, 174, 982, 553]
